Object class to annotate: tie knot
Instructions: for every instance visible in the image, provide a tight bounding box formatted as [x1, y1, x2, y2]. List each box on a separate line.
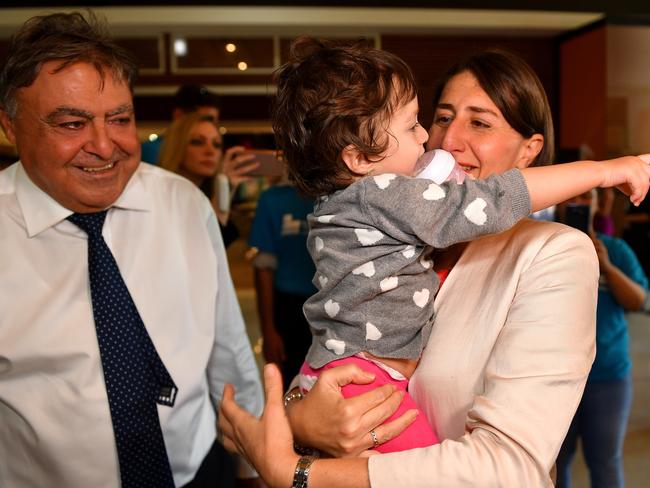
[67, 210, 108, 237]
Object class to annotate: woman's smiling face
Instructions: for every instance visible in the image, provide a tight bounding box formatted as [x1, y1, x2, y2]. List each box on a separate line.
[427, 71, 540, 180]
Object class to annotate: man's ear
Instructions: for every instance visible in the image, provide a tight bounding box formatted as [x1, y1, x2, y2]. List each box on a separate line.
[0, 109, 16, 145]
[341, 144, 373, 175]
[516, 133, 544, 169]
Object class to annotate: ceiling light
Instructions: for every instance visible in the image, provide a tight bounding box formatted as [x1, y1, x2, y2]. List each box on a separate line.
[174, 38, 187, 57]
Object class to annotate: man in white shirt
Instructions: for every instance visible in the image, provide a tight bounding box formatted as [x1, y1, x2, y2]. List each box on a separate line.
[0, 11, 263, 488]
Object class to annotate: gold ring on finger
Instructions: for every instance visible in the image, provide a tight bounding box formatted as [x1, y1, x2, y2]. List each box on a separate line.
[370, 429, 380, 448]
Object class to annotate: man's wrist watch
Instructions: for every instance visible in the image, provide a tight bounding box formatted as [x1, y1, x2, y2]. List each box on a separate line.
[292, 454, 317, 488]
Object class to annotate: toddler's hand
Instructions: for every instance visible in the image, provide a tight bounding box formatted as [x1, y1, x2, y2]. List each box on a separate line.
[601, 154, 650, 206]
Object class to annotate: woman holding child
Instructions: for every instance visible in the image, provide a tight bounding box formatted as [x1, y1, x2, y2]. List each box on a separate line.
[220, 41, 650, 487]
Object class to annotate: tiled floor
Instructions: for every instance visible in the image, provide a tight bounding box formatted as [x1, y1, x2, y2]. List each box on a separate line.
[227, 239, 650, 487]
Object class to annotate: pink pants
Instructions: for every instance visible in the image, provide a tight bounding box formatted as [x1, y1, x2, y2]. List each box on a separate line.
[300, 356, 439, 453]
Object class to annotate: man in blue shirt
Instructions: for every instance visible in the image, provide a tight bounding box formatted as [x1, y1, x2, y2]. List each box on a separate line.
[249, 183, 316, 389]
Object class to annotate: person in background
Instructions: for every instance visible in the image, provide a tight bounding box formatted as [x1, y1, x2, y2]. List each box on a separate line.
[141, 83, 220, 165]
[248, 177, 316, 391]
[159, 112, 259, 247]
[556, 189, 648, 488]
[623, 196, 650, 278]
[0, 12, 264, 488]
[594, 187, 616, 235]
[218, 45, 650, 487]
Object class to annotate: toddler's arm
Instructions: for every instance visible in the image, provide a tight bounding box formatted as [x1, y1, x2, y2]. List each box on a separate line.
[522, 155, 650, 211]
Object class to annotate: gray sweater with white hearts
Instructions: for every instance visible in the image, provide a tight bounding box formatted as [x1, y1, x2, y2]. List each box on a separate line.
[303, 169, 531, 368]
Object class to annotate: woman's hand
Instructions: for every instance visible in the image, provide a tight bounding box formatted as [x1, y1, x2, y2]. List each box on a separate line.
[221, 146, 260, 188]
[591, 236, 647, 310]
[287, 363, 418, 457]
[592, 237, 613, 273]
[220, 364, 299, 488]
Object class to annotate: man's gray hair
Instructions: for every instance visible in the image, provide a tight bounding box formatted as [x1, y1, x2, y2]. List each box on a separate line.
[0, 11, 138, 119]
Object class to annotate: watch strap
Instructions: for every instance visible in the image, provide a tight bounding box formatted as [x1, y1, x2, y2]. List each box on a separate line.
[292, 454, 316, 488]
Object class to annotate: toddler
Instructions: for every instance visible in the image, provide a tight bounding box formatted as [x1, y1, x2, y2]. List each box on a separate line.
[272, 37, 650, 453]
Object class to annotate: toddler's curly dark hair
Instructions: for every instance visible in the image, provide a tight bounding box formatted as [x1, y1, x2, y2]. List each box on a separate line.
[272, 37, 417, 198]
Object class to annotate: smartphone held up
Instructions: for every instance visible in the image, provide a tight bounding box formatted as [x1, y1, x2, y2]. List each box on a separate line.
[241, 149, 285, 177]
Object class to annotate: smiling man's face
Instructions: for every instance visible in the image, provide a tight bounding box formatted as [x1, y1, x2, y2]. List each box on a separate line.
[0, 60, 140, 213]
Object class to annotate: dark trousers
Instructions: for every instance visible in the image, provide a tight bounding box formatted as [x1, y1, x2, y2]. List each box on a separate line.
[274, 290, 313, 391]
[182, 439, 235, 488]
[556, 374, 633, 488]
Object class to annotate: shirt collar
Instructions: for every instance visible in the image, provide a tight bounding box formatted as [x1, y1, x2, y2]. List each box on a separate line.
[15, 162, 150, 237]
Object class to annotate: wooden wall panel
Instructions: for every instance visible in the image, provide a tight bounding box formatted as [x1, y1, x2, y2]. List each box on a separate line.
[559, 25, 607, 158]
[175, 37, 274, 71]
[134, 93, 274, 122]
[132, 34, 558, 127]
[381, 35, 557, 132]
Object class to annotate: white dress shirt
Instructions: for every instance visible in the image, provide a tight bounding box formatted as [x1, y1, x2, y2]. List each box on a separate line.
[0, 162, 264, 487]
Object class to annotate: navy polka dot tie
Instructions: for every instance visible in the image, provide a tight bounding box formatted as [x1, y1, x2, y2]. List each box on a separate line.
[68, 211, 177, 488]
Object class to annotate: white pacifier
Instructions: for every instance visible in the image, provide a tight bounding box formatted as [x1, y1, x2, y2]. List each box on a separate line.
[414, 149, 465, 184]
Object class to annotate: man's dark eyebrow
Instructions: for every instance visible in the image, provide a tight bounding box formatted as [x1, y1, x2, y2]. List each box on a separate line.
[45, 107, 93, 123]
[43, 105, 134, 125]
[106, 104, 134, 118]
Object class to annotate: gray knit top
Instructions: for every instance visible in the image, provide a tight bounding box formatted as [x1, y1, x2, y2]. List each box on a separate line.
[303, 169, 531, 368]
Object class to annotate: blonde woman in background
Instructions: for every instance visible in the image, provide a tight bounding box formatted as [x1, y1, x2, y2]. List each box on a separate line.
[160, 112, 259, 246]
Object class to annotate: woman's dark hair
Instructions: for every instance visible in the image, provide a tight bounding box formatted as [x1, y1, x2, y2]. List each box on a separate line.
[0, 11, 138, 119]
[432, 49, 555, 165]
[272, 36, 418, 198]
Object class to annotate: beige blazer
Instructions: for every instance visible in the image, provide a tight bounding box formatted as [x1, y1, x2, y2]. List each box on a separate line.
[369, 219, 598, 487]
